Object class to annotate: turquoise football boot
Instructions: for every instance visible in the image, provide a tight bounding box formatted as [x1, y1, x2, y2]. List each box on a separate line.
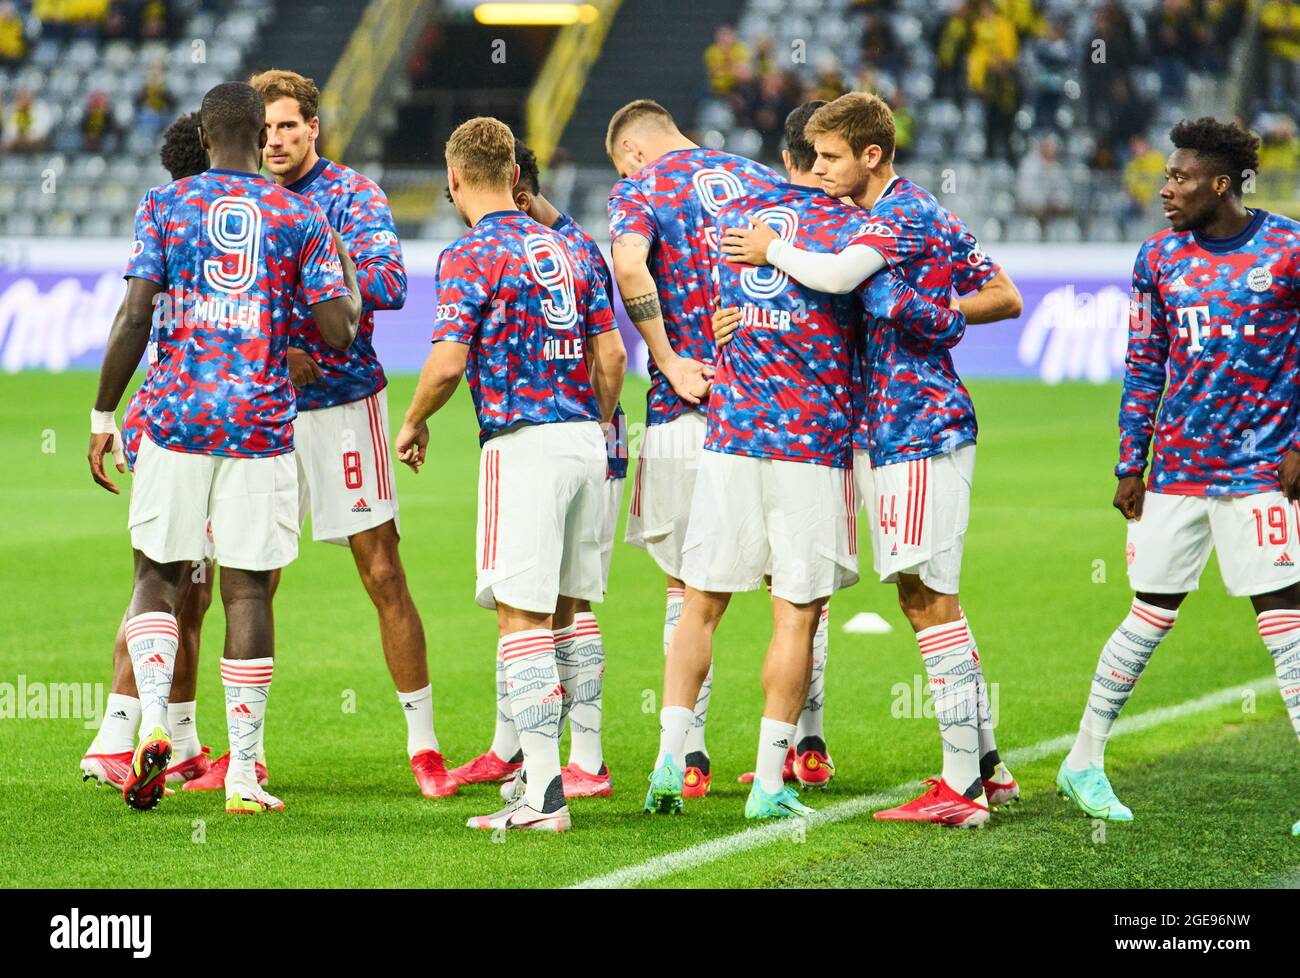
[643, 756, 685, 815]
[1056, 758, 1133, 821]
[744, 783, 815, 820]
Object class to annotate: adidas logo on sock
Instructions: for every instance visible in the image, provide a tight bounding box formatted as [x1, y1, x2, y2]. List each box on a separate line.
[1276, 552, 1294, 568]
[402, 702, 416, 711]
[110, 710, 128, 720]
[176, 717, 192, 725]
[228, 703, 254, 719]
[141, 653, 167, 669]
[352, 498, 371, 513]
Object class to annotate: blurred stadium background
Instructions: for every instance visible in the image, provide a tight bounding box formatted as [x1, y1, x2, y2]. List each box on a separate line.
[0, 0, 1297, 382]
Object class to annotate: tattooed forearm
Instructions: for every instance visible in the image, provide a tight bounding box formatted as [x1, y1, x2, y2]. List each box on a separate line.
[624, 290, 662, 323]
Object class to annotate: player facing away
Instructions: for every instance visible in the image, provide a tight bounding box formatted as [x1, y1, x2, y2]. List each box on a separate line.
[451, 138, 626, 799]
[607, 98, 781, 796]
[178, 69, 456, 800]
[724, 93, 1024, 827]
[646, 102, 966, 820]
[1056, 118, 1300, 836]
[81, 111, 219, 792]
[395, 117, 626, 832]
[88, 82, 360, 814]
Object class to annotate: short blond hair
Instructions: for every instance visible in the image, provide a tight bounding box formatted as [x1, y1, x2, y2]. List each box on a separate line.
[805, 92, 895, 161]
[605, 98, 676, 162]
[247, 68, 319, 121]
[445, 116, 516, 190]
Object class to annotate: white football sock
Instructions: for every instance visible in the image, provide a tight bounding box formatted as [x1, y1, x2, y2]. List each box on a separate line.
[665, 587, 711, 764]
[167, 700, 201, 760]
[1258, 610, 1300, 742]
[125, 612, 178, 737]
[756, 717, 797, 794]
[500, 630, 564, 812]
[489, 653, 521, 762]
[796, 604, 829, 747]
[567, 612, 606, 773]
[552, 620, 578, 729]
[656, 705, 693, 772]
[397, 684, 440, 757]
[95, 693, 140, 754]
[221, 657, 273, 793]
[960, 612, 1003, 781]
[917, 618, 981, 798]
[1067, 598, 1175, 771]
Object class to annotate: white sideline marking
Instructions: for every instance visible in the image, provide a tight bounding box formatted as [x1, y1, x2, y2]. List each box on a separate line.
[571, 677, 1276, 889]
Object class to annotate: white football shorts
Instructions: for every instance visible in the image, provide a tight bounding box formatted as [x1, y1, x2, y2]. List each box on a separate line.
[855, 442, 975, 595]
[475, 421, 607, 613]
[1127, 490, 1300, 597]
[625, 410, 707, 580]
[295, 389, 400, 546]
[129, 433, 298, 572]
[680, 449, 859, 603]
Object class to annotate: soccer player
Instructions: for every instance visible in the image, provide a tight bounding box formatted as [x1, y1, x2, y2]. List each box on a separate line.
[183, 69, 456, 799]
[451, 138, 625, 798]
[81, 110, 218, 792]
[646, 101, 965, 819]
[394, 117, 625, 832]
[724, 92, 1023, 827]
[1056, 118, 1300, 836]
[607, 98, 781, 796]
[88, 81, 360, 814]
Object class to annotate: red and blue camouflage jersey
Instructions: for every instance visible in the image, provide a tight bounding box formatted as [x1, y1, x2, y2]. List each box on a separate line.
[1118, 209, 1300, 496]
[433, 210, 616, 445]
[848, 176, 999, 465]
[125, 169, 348, 457]
[608, 147, 780, 427]
[286, 158, 406, 411]
[121, 386, 146, 470]
[552, 210, 628, 479]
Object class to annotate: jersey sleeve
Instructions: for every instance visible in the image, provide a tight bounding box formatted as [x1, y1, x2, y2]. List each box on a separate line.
[608, 179, 657, 246]
[1116, 243, 1169, 480]
[577, 244, 616, 338]
[844, 194, 926, 269]
[948, 215, 1000, 295]
[867, 272, 966, 352]
[431, 247, 489, 345]
[298, 202, 350, 305]
[341, 182, 407, 314]
[124, 188, 165, 284]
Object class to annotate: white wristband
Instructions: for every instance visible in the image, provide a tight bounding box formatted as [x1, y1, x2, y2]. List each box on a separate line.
[91, 409, 118, 434]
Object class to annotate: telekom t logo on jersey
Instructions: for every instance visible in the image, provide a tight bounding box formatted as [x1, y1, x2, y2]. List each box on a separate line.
[1174, 304, 1256, 352]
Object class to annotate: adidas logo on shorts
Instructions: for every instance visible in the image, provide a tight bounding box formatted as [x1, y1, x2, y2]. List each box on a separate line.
[1275, 552, 1294, 568]
[352, 498, 371, 513]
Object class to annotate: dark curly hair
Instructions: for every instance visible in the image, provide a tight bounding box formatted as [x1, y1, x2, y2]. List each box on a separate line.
[159, 111, 208, 180]
[1169, 117, 1260, 197]
[513, 137, 540, 195]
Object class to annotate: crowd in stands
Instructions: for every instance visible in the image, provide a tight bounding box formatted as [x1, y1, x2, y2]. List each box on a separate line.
[700, 0, 1299, 236]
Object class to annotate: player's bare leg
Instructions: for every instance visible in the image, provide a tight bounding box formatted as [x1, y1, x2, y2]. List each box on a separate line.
[349, 519, 455, 798]
[219, 567, 283, 814]
[553, 594, 611, 797]
[1058, 589, 1185, 821]
[745, 595, 820, 820]
[119, 553, 187, 810]
[874, 574, 989, 827]
[467, 602, 570, 832]
[1250, 583, 1300, 835]
[646, 587, 728, 813]
[663, 573, 715, 794]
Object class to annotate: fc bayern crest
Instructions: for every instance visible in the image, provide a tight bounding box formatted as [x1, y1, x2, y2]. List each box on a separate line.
[1246, 266, 1272, 293]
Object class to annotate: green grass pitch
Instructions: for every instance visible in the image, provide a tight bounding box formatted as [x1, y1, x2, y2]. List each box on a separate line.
[0, 371, 1295, 888]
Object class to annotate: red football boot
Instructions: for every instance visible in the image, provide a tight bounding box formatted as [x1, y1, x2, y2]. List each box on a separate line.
[562, 762, 612, 798]
[411, 749, 458, 798]
[449, 750, 522, 785]
[737, 746, 796, 785]
[182, 751, 268, 791]
[122, 728, 172, 811]
[793, 748, 835, 789]
[165, 745, 212, 784]
[873, 778, 989, 828]
[81, 750, 132, 788]
[983, 766, 1020, 808]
